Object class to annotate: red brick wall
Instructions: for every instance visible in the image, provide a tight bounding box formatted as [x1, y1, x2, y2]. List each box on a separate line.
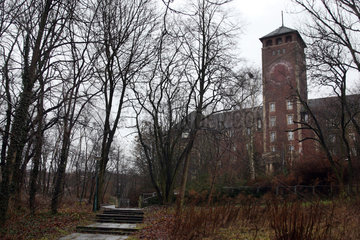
[261, 32, 306, 161]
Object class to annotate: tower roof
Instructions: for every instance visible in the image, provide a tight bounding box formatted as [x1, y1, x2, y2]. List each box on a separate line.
[260, 26, 297, 40]
[259, 26, 306, 47]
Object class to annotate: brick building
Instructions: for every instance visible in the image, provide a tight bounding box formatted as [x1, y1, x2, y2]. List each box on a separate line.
[260, 26, 307, 172]
[196, 25, 360, 179]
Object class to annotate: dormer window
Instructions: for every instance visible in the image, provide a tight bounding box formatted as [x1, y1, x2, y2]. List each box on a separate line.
[266, 39, 273, 46]
[276, 37, 283, 45]
[286, 35, 292, 42]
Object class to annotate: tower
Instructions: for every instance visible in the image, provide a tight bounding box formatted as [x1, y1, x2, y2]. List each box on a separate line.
[259, 26, 307, 172]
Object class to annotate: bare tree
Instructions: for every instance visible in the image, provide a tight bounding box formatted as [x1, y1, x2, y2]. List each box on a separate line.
[132, 0, 244, 206]
[292, 0, 360, 189]
[131, 6, 191, 204]
[176, 0, 240, 209]
[50, 2, 99, 213]
[0, 0, 78, 224]
[90, 0, 157, 210]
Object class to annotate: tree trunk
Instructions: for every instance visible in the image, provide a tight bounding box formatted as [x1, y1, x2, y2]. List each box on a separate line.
[88, 174, 95, 205]
[29, 82, 44, 213]
[0, 89, 34, 224]
[51, 129, 70, 214]
[80, 156, 89, 203]
[0, 0, 53, 224]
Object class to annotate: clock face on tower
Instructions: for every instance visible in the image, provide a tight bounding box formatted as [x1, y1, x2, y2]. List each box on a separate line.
[268, 61, 293, 86]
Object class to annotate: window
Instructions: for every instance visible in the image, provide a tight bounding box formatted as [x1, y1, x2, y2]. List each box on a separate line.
[276, 37, 283, 45]
[351, 147, 357, 156]
[285, 35, 292, 42]
[305, 114, 309, 122]
[257, 119, 262, 129]
[247, 127, 251, 135]
[288, 131, 294, 140]
[269, 102, 275, 112]
[301, 112, 309, 122]
[270, 132, 276, 142]
[270, 146, 276, 152]
[287, 115, 294, 125]
[182, 132, 189, 138]
[329, 134, 336, 143]
[315, 142, 320, 152]
[325, 120, 331, 127]
[349, 133, 356, 142]
[277, 49, 281, 55]
[288, 145, 295, 152]
[272, 50, 276, 56]
[270, 116, 276, 127]
[282, 48, 286, 54]
[286, 100, 293, 110]
[326, 119, 338, 128]
[266, 39, 273, 46]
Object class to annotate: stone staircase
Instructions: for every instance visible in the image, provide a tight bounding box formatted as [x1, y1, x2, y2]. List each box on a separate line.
[60, 207, 144, 240]
[95, 208, 144, 224]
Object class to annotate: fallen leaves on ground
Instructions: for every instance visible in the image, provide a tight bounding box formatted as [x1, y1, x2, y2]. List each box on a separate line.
[0, 202, 94, 240]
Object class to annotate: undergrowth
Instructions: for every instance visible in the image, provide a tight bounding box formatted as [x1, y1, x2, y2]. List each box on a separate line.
[137, 195, 360, 240]
[0, 199, 94, 240]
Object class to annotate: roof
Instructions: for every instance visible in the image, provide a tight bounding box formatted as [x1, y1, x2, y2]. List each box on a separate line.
[259, 26, 306, 47]
[260, 26, 298, 40]
[308, 94, 360, 110]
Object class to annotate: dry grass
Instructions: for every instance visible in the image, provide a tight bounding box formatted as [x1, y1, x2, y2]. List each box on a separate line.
[171, 205, 242, 239]
[137, 195, 360, 240]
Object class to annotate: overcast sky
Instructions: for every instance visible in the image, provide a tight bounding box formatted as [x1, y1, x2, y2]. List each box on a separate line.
[229, 0, 359, 98]
[230, 0, 302, 67]
[120, 0, 360, 154]
[120, 1, 307, 155]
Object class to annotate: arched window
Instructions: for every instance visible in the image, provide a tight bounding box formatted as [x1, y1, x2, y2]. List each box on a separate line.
[276, 37, 283, 45]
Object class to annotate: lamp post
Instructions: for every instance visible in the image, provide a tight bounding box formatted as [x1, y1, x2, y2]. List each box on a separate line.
[93, 156, 101, 212]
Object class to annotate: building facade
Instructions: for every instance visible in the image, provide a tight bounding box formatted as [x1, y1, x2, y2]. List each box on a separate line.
[197, 25, 360, 179]
[260, 26, 307, 172]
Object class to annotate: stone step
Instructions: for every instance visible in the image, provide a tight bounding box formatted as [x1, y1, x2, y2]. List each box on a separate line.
[96, 214, 144, 219]
[102, 207, 143, 213]
[95, 216, 144, 222]
[76, 223, 138, 235]
[59, 233, 129, 240]
[102, 210, 144, 216]
[95, 218, 143, 224]
[77, 229, 130, 235]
